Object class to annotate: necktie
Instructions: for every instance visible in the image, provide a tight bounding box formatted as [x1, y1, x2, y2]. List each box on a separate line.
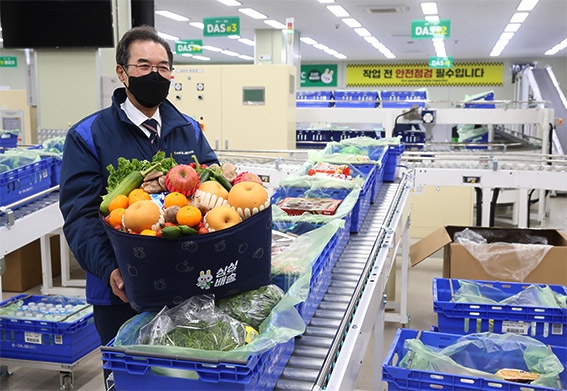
[142, 119, 159, 144]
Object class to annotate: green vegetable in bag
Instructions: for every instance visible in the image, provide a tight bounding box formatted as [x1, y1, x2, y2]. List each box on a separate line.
[217, 284, 285, 330]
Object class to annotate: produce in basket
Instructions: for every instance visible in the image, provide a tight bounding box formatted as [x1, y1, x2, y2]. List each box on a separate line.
[101, 153, 270, 237]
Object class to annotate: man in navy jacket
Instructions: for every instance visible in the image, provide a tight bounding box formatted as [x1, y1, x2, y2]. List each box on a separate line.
[59, 26, 218, 384]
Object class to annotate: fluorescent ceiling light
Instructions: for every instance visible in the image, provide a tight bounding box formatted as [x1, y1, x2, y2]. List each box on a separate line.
[238, 54, 254, 60]
[238, 8, 267, 19]
[342, 18, 361, 28]
[490, 40, 509, 56]
[202, 45, 222, 52]
[510, 12, 529, 23]
[264, 20, 286, 29]
[238, 38, 255, 46]
[228, 35, 240, 39]
[425, 15, 439, 22]
[158, 32, 179, 41]
[192, 55, 211, 61]
[327, 5, 349, 17]
[155, 10, 189, 22]
[504, 23, 521, 32]
[217, 0, 241, 6]
[190, 22, 204, 29]
[300, 37, 318, 45]
[313, 43, 329, 50]
[420, 2, 438, 15]
[354, 28, 371, 37]
[181, 54, 193, 58]
[517, 0, 539, 11]
[364, 36, 380, 45]
[334, 53, 347, 59]
[499, 32, 515, 41]
[544, 38, 567, 55]
[221, 50, 239, 57]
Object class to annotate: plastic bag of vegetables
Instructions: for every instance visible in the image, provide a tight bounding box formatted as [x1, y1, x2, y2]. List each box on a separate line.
[136, 295, 257, 351]
[216, 284, 285, 330]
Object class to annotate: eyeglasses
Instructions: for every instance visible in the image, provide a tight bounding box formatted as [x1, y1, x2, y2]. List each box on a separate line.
[124, 63, 173, 76]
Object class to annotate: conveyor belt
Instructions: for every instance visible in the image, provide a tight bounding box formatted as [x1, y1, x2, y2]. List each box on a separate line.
[275, 182, 402, 390]
[0, 189, 60, 227]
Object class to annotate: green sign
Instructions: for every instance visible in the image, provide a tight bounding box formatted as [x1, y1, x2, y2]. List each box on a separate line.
[0, 56, 17, 67]
[175, 40, 203, 54]
[300, 64, 338, 87]
[203, 17, 240, 37]
[411, 19, 451, 39]
[429, 56, 453, 68]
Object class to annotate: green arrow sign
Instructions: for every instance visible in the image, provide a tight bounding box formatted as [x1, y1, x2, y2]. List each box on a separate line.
[175, 40, 203, 54]
[429, 56, 453, 68]
[411, 19, 451, 39]
[203, 16, 240, 37]
[0, 56, 17, 67]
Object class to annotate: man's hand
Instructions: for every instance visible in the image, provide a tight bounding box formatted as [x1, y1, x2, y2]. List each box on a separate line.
[109, 268, 129, 303]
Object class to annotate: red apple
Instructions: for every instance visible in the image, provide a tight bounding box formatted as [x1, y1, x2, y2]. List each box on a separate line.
[233, 171, 263, 185]
[165, 164, 200, 196]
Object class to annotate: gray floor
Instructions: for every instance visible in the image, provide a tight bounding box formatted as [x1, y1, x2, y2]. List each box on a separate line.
[1, 194, 565, 391]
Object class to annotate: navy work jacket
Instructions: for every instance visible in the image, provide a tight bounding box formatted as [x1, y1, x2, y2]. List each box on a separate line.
[59, 88, 218, 305]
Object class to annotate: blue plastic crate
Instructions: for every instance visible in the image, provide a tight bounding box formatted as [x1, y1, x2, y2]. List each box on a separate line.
[0, 157, 54, 208]
[463, 131, 489, 150]
[0, 132, 18, 149]
[381, 90, 427, 108]
[383, 328, 567, 391]
[296, 90, 334, 108]
[464, 92, 495, 109]
[384, 144, 405, 182]
[101, 336, 295, 391]
[333, 90, 379, 108]
[0, 294, 98, 364]
[433, 278, 567, 347]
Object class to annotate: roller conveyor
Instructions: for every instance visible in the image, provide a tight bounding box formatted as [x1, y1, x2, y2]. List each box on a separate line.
[275, 179, 412, 391]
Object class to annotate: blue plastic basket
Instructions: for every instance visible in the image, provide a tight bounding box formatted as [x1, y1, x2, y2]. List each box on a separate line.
[464, 92, 495, 109]
[333, 90, 379, 108]
[0, 294, 98, 364]
[384, 144, 405, 182]
[0, 157, 54, 208]
[0, 132, 18, 149]
[101, 336, 295, 391]
[296, 90, 334, 108]
[383, 328, 567, 391]
[381, 90, 427, 108]
[433, 278, 567, 347]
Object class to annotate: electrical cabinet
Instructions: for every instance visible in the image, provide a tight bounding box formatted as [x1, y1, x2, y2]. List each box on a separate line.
[171, 64, 296, 151]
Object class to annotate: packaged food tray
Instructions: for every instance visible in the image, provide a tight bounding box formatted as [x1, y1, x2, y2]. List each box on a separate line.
[0, 294, 98, 364]
[101, 336, 295, 391]
[0, 157, 55, 208]
[383, 328, 567, 391]
[433, 278, 567, 347]
[272, 170, 373, 233]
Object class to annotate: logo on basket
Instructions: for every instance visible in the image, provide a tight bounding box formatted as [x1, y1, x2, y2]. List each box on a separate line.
[196, 261, 239, 290]
[196, 270, 213, 289]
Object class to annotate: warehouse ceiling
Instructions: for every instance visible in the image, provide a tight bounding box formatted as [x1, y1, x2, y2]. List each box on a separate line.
[153, 0, 567, 64]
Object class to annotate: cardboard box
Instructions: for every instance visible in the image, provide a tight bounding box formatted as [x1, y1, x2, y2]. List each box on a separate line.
[410, 226, 567, 286]
[3, 236, 62, 292]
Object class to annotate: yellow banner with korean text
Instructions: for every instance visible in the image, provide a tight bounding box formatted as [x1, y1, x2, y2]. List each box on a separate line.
[346, 62, 504, 87]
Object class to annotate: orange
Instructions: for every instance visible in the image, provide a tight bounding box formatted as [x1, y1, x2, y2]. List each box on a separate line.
[108, 194, 129, 212]
[128, 188, 151, 205]
[140, 229, 157, 236]
[107, 207, 126, 227]
[164, 191, 188, 209]
[176, 205, 202, 227]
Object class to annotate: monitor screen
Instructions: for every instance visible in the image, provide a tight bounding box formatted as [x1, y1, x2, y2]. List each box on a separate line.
[0, 0, 114, 49]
